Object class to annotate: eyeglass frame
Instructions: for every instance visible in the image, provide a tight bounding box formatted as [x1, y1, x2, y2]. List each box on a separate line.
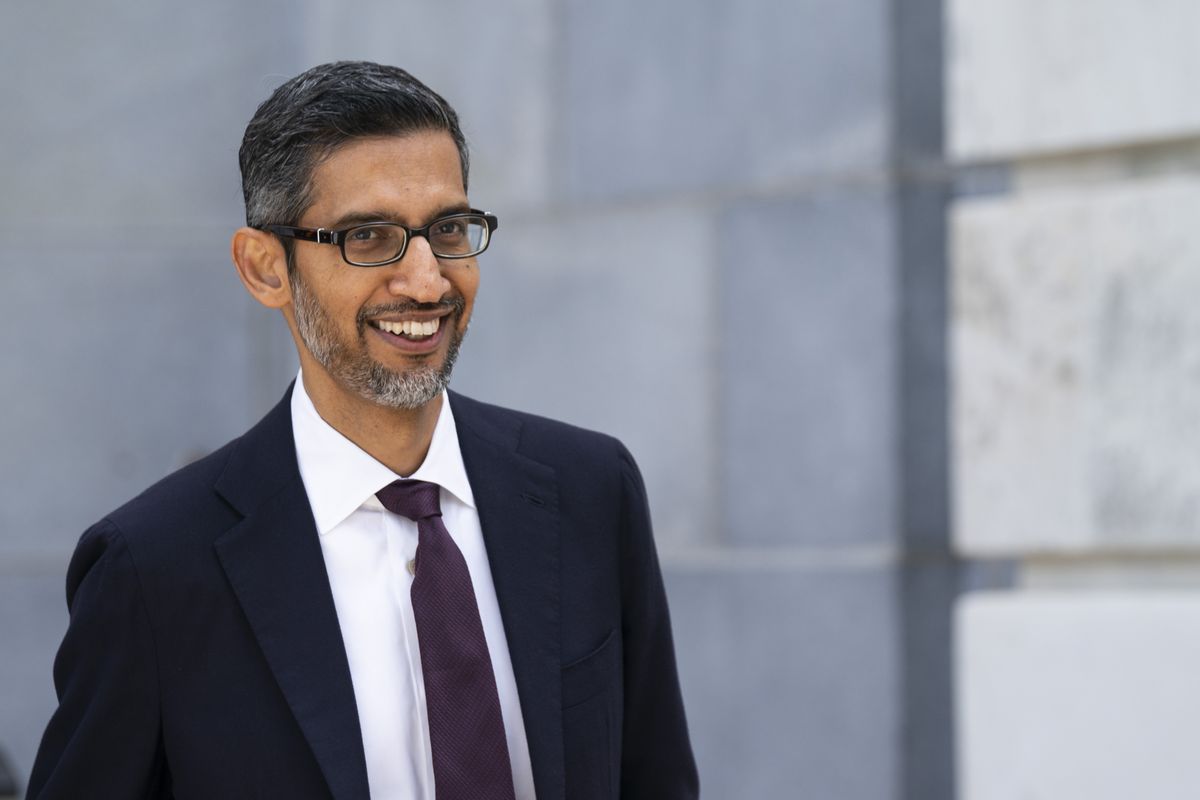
[264, 209, 499, 267]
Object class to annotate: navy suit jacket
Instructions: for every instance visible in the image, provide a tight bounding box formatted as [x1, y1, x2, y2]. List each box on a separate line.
[29, 388, 698, 799]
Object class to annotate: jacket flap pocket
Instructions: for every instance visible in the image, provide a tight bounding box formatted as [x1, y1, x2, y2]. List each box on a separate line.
[562, 628, 619, 708]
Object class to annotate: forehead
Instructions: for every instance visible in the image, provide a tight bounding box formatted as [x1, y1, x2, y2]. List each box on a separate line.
[302, 131, 466, 223]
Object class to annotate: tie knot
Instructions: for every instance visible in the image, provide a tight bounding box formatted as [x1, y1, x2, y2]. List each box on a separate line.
[376, 479, 442, 521]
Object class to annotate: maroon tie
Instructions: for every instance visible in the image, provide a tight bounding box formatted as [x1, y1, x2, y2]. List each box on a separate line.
[376, 479, 516, 800]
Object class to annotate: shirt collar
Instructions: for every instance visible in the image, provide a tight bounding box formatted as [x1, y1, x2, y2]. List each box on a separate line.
[291, 371, 476, 536]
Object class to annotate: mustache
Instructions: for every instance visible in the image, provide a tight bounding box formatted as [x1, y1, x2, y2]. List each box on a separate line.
[356, 296, 465, 329]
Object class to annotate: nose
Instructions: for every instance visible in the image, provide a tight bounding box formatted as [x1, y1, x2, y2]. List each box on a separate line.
[386, 234, 451, 303]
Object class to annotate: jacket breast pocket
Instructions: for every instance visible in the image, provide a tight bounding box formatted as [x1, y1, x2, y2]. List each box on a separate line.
[563, 629, 621, 800]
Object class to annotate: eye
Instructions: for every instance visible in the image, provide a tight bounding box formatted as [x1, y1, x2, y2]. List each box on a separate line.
[341, 224, 405, 264]
[349, 226, 383, 241]
[432, 219, 468, 237]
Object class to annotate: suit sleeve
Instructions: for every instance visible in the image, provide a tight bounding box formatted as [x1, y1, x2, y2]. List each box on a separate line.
[616, 444, 700, 799]
[27, 519, 169, 799]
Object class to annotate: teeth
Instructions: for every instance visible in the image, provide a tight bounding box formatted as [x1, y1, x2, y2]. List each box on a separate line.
[377, 318, 440, 338]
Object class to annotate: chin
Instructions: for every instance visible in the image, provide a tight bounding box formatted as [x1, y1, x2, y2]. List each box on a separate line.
[362, 367, 449, 410]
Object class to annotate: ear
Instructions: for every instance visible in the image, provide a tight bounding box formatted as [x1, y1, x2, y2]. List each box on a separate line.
[231, 227, 291, 309]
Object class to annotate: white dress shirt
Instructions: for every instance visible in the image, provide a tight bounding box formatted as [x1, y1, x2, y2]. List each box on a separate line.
[291, 374, 536, 799]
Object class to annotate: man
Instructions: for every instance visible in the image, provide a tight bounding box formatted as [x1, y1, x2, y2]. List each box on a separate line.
[28, 61, 697, 799]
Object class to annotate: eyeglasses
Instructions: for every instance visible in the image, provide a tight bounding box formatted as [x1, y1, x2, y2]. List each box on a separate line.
[265, 210, 499, 267]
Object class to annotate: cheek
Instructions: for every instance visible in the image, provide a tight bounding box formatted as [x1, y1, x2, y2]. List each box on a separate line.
[454, 268, 480, 321]
[321, 282, 375, 328]
[301, 261, 367, 319]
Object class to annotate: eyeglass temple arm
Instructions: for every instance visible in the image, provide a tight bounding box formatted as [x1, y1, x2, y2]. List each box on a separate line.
[266, 225, 335, 244]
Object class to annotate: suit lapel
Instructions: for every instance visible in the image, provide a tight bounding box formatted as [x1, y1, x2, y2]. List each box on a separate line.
[451, 392, 565, 800]
[212, 389, 370, 800]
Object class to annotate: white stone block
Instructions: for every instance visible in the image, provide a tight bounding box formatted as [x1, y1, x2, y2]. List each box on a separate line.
[953, 176, 1200, 555]
[957, 592, 1200, 800]
[948, 0, 1200, 160]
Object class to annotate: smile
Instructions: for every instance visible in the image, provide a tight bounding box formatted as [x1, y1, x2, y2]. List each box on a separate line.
[372, 317, 440, 340]
[367, 313, 452, 354]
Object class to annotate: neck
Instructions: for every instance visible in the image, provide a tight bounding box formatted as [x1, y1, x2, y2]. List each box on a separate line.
[300, 367, 442, 477]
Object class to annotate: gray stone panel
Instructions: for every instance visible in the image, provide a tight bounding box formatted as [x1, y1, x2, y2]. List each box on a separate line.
[452, 203, 717, 548]
[0, 572, 68, 791]
[719, 188, 898, 546]
[0, 246, 272, 557]
[0, 1, 306, 233]
[665, 564, 898, 800]
[559, 0, 889, 201]
[899, 560, 958, 800]
[892, 0, 945, 161]
[898, 181, 951, 551]
[305, 0, 555, 214]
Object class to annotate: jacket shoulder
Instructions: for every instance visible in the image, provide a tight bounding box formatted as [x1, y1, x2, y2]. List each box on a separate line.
[101, 437, 241, 544]
[449, 391, 632, 467]
[100, 388, 295, 547]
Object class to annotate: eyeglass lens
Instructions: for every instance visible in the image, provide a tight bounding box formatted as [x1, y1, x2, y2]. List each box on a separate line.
[343, 216, 488, 265]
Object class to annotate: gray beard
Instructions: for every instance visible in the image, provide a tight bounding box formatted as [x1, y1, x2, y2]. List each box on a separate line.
[290, 271, 464, 410]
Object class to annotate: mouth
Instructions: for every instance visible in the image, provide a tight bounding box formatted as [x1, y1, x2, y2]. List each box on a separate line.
[366, 312, 452, 354]
[371, 317, 442, 341]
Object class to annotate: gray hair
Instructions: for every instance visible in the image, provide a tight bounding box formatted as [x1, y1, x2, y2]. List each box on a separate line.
[238, 61, 469, 231]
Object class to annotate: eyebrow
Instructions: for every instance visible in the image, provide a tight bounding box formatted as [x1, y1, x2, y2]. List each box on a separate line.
[327, 203, 472, 229]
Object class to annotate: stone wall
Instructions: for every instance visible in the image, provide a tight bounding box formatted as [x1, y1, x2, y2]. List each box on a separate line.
[949, 1, 1200, 797]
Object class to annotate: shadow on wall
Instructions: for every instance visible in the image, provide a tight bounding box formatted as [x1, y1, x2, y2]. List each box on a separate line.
[0, 747, 17, 799]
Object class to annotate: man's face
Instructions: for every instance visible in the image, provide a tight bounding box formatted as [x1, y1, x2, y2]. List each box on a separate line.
[285, 131, 479, 411]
